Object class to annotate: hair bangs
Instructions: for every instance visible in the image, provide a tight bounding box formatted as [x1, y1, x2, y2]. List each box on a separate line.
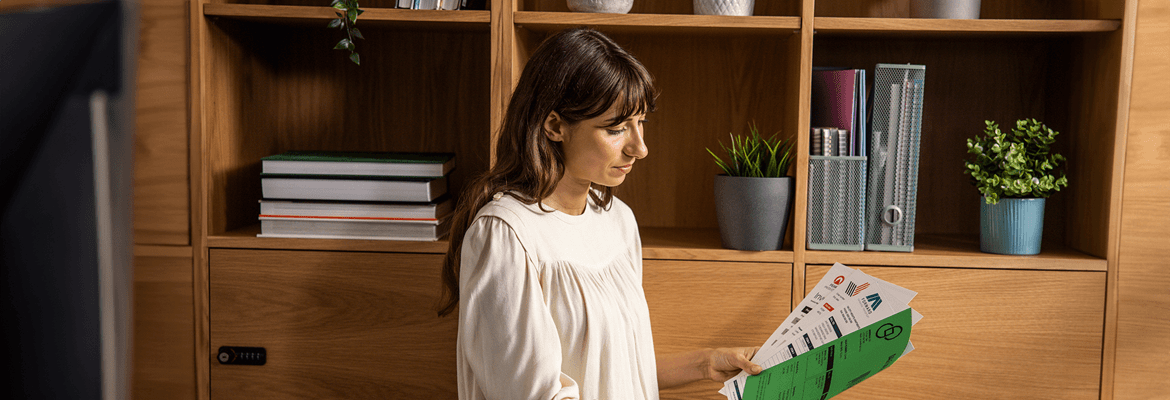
[560, 52, 657, 126]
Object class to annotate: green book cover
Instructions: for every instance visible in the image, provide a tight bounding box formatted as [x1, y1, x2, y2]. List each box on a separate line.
[262, 151, 455, 164]
[742, 308, 912, 400]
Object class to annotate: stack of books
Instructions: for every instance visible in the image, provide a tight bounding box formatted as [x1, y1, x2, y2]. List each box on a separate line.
[721, 263, 921, 400]
[257, 150, 455, 241]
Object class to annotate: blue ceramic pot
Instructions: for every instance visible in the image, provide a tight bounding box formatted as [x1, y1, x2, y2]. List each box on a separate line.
[979, 197, 1045, 255]
[714, 175, 794, 251]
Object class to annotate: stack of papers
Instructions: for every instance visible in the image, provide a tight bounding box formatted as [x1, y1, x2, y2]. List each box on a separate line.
[721, 263, 923, 400]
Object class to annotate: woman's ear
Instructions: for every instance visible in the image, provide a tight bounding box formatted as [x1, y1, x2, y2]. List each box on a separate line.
[543, 111, 566, 142]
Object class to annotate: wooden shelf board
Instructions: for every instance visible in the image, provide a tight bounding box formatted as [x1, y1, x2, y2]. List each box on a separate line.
[210, 225, 794, 262]
[814, 17, 1120, 36]
[208, 224, 450, 254]
[203, 3, 490, 28]
[804, 234, 1107, 271]
[515, 12, 801, 35]
[640, 227, 794, 263]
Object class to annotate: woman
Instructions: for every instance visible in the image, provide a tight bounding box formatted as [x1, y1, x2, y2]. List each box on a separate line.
[437, 27, 761, 399]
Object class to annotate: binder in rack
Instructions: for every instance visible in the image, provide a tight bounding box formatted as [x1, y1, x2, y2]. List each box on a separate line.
[865, 63, 925, 252]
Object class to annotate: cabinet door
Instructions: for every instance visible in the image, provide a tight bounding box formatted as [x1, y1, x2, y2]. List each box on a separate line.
[209, 249, 455, 399]
[806, 265, 1104, 400]
[644, 260, 793, 400]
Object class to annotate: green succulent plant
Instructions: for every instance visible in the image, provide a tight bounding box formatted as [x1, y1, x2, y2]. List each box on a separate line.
[964, 119, 1068, 204]
[706, 123, 795, 178]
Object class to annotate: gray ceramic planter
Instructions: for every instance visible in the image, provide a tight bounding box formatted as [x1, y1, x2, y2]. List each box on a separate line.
[714, 175, 795, 251]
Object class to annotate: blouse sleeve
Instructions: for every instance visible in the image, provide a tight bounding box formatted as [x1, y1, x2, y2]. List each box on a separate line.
[458, 215, 580, 400]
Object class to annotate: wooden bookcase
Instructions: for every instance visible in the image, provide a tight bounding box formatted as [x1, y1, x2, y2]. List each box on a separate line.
[189, 0, 1133, 398]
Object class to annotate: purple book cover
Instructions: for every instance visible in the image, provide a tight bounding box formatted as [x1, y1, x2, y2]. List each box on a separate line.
[811, 69, 858, 148]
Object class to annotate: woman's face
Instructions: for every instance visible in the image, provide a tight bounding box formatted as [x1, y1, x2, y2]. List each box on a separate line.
[548, 108, 649, 189]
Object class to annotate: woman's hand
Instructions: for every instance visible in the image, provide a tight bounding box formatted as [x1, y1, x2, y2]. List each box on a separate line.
[658, 347, 764, 389]
[703, 347, 763, 381]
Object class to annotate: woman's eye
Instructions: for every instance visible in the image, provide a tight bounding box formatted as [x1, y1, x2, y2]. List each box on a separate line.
[607, 128, 627, 135]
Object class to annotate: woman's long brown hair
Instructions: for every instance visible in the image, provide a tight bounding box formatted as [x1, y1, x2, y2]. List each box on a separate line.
[436, 28, 657, 317]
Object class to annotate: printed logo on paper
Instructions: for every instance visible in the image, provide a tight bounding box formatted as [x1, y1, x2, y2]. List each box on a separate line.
[846, 282, 870, 297]
[876, 323, 903, 340]
[865, 293, 883, 310]
[823, 303, 835, 311]
[834, 275, 846, 285]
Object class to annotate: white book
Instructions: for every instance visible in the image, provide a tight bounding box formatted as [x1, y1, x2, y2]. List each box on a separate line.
[397, 0, 413, 8]
[416, 0, 439, 9]
[258, 215, 451, 241]
[259, 197, 453, 221]
[439, 0, 459, 10]
[261, 151, 454, 178]
[261, 175, 447, 203]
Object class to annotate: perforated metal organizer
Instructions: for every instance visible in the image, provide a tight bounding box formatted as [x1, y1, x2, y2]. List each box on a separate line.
[807, 155, 868, 250]
[865, 64, 925, 252]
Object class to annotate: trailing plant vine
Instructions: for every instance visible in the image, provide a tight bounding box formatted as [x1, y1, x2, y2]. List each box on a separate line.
[329, 0, 364, 65]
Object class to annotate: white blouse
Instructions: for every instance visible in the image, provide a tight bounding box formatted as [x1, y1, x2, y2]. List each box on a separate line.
[457, 192, 659, 400]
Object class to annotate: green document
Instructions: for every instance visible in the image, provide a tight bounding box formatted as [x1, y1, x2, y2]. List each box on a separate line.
[742, 308, 912, 400]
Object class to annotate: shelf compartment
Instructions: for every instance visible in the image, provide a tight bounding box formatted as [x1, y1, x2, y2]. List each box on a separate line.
[514, 12, 801, 35]
[813, 17, 1120, 36]
[804, 234, 1106, 271]
[204, 3, 490, 29]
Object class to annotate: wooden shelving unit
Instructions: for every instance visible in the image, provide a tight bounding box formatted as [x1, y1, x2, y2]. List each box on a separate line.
[189, 0, 1134, 398]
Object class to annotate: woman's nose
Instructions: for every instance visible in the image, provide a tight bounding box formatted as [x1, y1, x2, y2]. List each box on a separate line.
[625, 124, 648, 159]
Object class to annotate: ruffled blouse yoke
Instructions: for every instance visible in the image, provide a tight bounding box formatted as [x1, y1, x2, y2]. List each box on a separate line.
[457, 192, 659, 400]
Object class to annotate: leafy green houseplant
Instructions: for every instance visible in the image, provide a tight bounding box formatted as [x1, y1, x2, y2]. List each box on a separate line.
[707, 124, 797, 251]
[964, 119, 1068, 255]
[964, 119, 1068, 204]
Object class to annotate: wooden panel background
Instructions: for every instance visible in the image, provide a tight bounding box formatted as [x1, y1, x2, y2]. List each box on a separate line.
[133, 252, 196, 400]
[209, 249, 456, 399]
[135, 0, 192, 245]
[807, 265, 1105, 400]
[1113, 0, 1170, 397]
[644, 260, 792, 400]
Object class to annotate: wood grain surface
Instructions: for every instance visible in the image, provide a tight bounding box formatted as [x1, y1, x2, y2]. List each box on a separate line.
[209, 249, 456, 399]
[807, 264, 1105, 400]
[135, 0, 192, 245]
[644, 260, 792, 400]
[133, 253, 196, 400]
[1112, 0, 1170, 397]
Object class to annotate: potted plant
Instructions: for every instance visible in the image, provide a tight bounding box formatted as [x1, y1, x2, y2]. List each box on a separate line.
[707, 124, 796, 251]
[964, 119, 1068, 255]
